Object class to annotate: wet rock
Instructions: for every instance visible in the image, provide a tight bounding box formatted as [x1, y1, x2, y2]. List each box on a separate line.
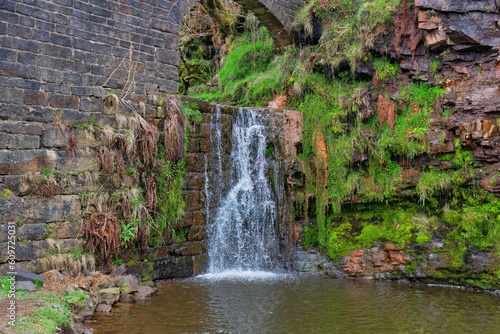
[132, 285, 155, 302]
[141, 280, 155, 288]
[466, 252, 493, 273]
[119, 293, 135, 303]
[154, 256, 193, 280]
[96, 304, 112, 313]
[78, 295, 99, 320]
[99, 296, 117, 306]
[68, 322, 93, 334]
[116, 274, 139, 294]
[343, 243, 409, 278]
[98, 287, 120, 303]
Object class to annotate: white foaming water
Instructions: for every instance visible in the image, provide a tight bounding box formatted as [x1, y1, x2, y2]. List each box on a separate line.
[197, 270, 285, 281]
[204, 107, 280, 277]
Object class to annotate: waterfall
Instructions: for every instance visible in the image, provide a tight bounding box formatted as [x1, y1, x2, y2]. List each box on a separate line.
[205, 107, 279, 273]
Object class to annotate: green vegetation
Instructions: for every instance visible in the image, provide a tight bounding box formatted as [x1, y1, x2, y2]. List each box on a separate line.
[0, 283, 73, 334]
[151, 157, 186, 246]
[193, 27, 282, 106]
[293, 0, 401, 70]
[62, 289, 90, 309]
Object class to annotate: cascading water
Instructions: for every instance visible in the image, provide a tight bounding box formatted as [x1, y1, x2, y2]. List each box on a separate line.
[205, 107, 279, 275]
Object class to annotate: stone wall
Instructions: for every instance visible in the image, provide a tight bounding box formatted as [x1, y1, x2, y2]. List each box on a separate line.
[0, 0, 304, 277]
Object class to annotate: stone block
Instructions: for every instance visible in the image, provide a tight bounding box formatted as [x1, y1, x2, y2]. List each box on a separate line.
[56, 150, 99, 172]
[47, 220, 81, 239]
[0, 224, 9, 242]
[0, 198, 23, 223]
[12, 240, 50, 261]
[18, 223, 47, 241]
[191, 211, 206, 226]
[187, 136, 199, 152]
[153, 256, 193, 280]
[23, 90, 48, 106]
[185, 153, 205, 173]
[0, 259, 44, 275]
[184, 191, 202, 211]
[23, 195, 81, 223]
[0, 149, 57, 175]
[57, 238, 83, 253]
[168, 241, 205, 256]
[0, 132, 40, 149]
[0, 121, 44, 135]
[156, 49, 179, 66]
[41, 126, 69, 148]
[192, 253, 208, 275]
[183, 172, 205, 190]
[187, 225, 205, 241]
[73, 128, 101, 147]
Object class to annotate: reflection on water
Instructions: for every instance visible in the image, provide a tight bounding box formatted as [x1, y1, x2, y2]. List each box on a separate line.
[88, 275, 500, 334]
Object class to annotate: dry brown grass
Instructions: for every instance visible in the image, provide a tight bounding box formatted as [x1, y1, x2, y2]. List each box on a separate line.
[40, 253, 96, 277]
[163, 96, 186, 162]
[83, 212, 121, 265]
[97, 146, 114, 174]
[142, 171, 157, 214]
[136, 116, 159, 167]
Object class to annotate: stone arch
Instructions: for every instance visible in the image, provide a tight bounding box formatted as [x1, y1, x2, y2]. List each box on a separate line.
[166, 0, 304, 48]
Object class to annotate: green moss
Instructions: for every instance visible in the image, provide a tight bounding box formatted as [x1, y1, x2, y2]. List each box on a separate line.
[151, 157, 186, 246]
[192, 28, 281, 106]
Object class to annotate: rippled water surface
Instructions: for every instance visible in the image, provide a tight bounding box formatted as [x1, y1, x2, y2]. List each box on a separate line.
[88, 274, 500, 334]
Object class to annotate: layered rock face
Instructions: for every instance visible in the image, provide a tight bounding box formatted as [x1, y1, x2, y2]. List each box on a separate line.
[332, 1, 500, 287]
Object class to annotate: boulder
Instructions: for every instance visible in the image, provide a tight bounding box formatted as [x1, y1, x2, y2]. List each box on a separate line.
[98, 287, 120, 304]
[115, 274, 139, 294]
[15, 270, 43, 286]
[96, 304, 112, 313]
[132, 286, 155, 302]
[110, 264, 128, 277]
[15, 281, 36, 292]
[119, 293, 135, 303]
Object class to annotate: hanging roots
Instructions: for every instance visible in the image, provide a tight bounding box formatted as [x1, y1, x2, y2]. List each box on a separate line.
[142, 171, 157, 215]
[83, 212, 121, 265]
[97, 146, 114, 174]
[66, 131, 77, 157]
[163, 96, 186, 162]
[136, 116, 159, 166]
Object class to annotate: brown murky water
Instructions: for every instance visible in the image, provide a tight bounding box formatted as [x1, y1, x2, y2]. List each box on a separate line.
[87, 274, 500, 334]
